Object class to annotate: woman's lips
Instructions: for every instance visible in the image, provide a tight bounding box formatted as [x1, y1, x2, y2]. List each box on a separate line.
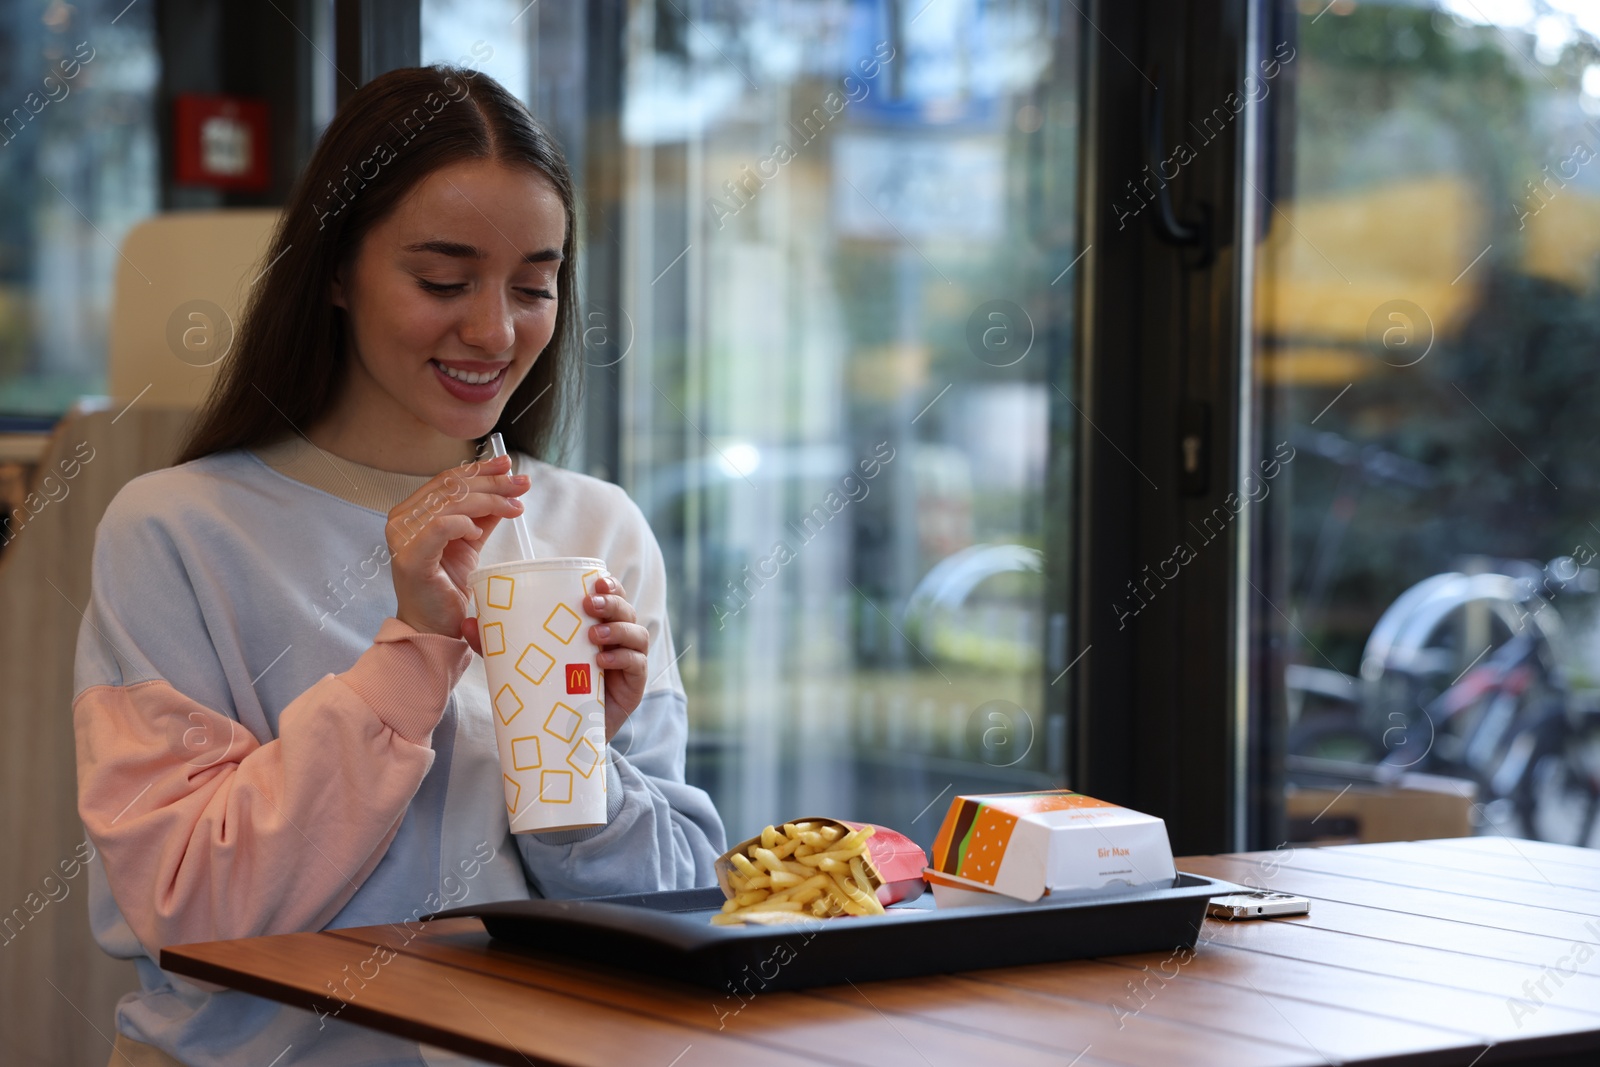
[430, 359, 508, 403]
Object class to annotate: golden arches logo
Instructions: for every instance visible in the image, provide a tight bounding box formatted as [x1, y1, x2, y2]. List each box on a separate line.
[565, 663, 591, 694]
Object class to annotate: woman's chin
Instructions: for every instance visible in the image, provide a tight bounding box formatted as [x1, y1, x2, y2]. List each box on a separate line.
[410, 370, 531, 446]
[411, 407, 504, 449]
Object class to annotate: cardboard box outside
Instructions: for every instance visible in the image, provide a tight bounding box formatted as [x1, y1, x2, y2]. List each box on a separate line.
[1287, 772, 1476, 843]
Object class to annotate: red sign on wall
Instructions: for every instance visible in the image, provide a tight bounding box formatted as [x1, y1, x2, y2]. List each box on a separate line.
[174, 94, 270, 191]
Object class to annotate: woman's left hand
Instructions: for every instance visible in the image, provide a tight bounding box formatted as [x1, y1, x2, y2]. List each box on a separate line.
[584, 576, 649, 742]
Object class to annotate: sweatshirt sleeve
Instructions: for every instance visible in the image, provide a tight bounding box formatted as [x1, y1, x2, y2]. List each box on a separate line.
[72, 483, 473, 954]
[513, 492, 726, 897]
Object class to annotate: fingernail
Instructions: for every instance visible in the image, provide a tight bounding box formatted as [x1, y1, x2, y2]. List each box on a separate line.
[594, 625, 611, 639]
[598, 650, 614, 665]
[513, 474, 530, 486]
[508, 498, 523, 509]
[589, 595, 605, 610]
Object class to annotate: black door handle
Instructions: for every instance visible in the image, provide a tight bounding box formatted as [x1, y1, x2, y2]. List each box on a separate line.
[1143, 70, 1215, 269]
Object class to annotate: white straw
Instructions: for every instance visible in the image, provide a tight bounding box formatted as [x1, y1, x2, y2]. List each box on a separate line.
[489, 432, 536, 560]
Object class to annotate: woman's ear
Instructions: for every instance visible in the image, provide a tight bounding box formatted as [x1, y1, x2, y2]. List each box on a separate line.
[330, 263, 348, 310]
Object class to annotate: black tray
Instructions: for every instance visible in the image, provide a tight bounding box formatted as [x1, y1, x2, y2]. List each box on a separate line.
[427, 873, 1243, 991]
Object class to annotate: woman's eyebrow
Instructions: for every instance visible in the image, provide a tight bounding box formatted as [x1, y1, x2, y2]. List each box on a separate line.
[404, 239, 564, 265]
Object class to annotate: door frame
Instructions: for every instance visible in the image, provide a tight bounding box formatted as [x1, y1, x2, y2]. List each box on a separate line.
[1072, 0, 1278, 854]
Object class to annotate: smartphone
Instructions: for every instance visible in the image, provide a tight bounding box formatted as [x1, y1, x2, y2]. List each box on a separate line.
[1206, 890, 1311, 920]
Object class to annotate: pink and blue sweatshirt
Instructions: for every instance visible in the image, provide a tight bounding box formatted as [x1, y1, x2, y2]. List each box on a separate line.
[72, 436, 725, 1066]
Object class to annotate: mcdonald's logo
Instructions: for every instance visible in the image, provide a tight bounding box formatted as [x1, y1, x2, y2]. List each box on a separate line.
[565, 663, 592, 695]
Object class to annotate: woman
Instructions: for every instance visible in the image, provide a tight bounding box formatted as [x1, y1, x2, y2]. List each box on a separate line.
[73, 66, 724, 1067]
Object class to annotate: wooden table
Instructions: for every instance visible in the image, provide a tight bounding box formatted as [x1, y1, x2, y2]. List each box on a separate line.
[161, 837, 1600, 1066]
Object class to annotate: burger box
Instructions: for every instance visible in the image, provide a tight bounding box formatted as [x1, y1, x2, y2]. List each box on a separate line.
[713, 816, 929, 907]
[925, 789, 1178, 906]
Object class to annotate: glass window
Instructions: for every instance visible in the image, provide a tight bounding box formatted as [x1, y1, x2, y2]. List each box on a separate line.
[1257, 1, 1600, 849]
[421, 0, 530, 102]
[427, 0, 1084, 848]
[0, 0, 160, 416]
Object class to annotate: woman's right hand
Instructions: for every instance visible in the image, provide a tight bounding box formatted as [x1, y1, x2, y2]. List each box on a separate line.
[387, 453, 529, 654]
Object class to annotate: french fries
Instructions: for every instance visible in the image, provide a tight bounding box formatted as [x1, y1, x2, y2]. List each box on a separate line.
[711, 820, 886, 925]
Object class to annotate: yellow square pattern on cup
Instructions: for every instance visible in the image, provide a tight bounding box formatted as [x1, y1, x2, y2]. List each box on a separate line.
[544, 702, 581, 743]
[503, 774, 521, 816]
[566, 736, 602, 778]
[493, 684, 524, 726]
[486, 575, 515, 611]
[539, 770, 573, 804]
[510, 735, 542, 771]
[481, 621, 506, 656]
[580, 569, 601, 601]
[543, 603, 582, 645]
[515, 643, 555, 686]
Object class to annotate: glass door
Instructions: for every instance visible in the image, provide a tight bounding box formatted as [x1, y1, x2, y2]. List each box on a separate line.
[609, 0, 1082, 846]
[426, 0, 1084, 846]
[1253, 0, 1600, 849]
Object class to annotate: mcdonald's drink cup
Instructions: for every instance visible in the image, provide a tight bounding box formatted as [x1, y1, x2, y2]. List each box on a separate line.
[469, 557, 610, 833]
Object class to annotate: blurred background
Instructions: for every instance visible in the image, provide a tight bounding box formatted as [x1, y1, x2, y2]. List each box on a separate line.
[4, 0, 1600, 1059]
[1253, 0, 1600, 851]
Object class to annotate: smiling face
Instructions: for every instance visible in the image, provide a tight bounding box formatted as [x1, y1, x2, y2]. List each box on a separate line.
[320, 157, 567, 470]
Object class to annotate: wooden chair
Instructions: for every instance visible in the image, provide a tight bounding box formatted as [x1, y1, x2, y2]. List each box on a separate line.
[0, 209, 279, 1066]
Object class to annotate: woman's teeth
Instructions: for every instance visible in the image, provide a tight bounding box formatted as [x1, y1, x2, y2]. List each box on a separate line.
[433, 361, 503, 385]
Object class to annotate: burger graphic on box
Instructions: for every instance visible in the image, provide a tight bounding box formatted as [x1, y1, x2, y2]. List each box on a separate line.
[925, 790, 1176, 906]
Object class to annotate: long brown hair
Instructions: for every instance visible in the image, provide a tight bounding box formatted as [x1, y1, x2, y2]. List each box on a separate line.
[177, 66, 579, 465]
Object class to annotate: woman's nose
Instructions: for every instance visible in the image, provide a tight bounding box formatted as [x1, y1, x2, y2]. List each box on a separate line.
[458, 287, 515, 353]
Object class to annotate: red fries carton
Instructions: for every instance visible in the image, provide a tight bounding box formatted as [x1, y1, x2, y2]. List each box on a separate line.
[925, 790, 1176, 906]
[716, 817, 928, 908]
